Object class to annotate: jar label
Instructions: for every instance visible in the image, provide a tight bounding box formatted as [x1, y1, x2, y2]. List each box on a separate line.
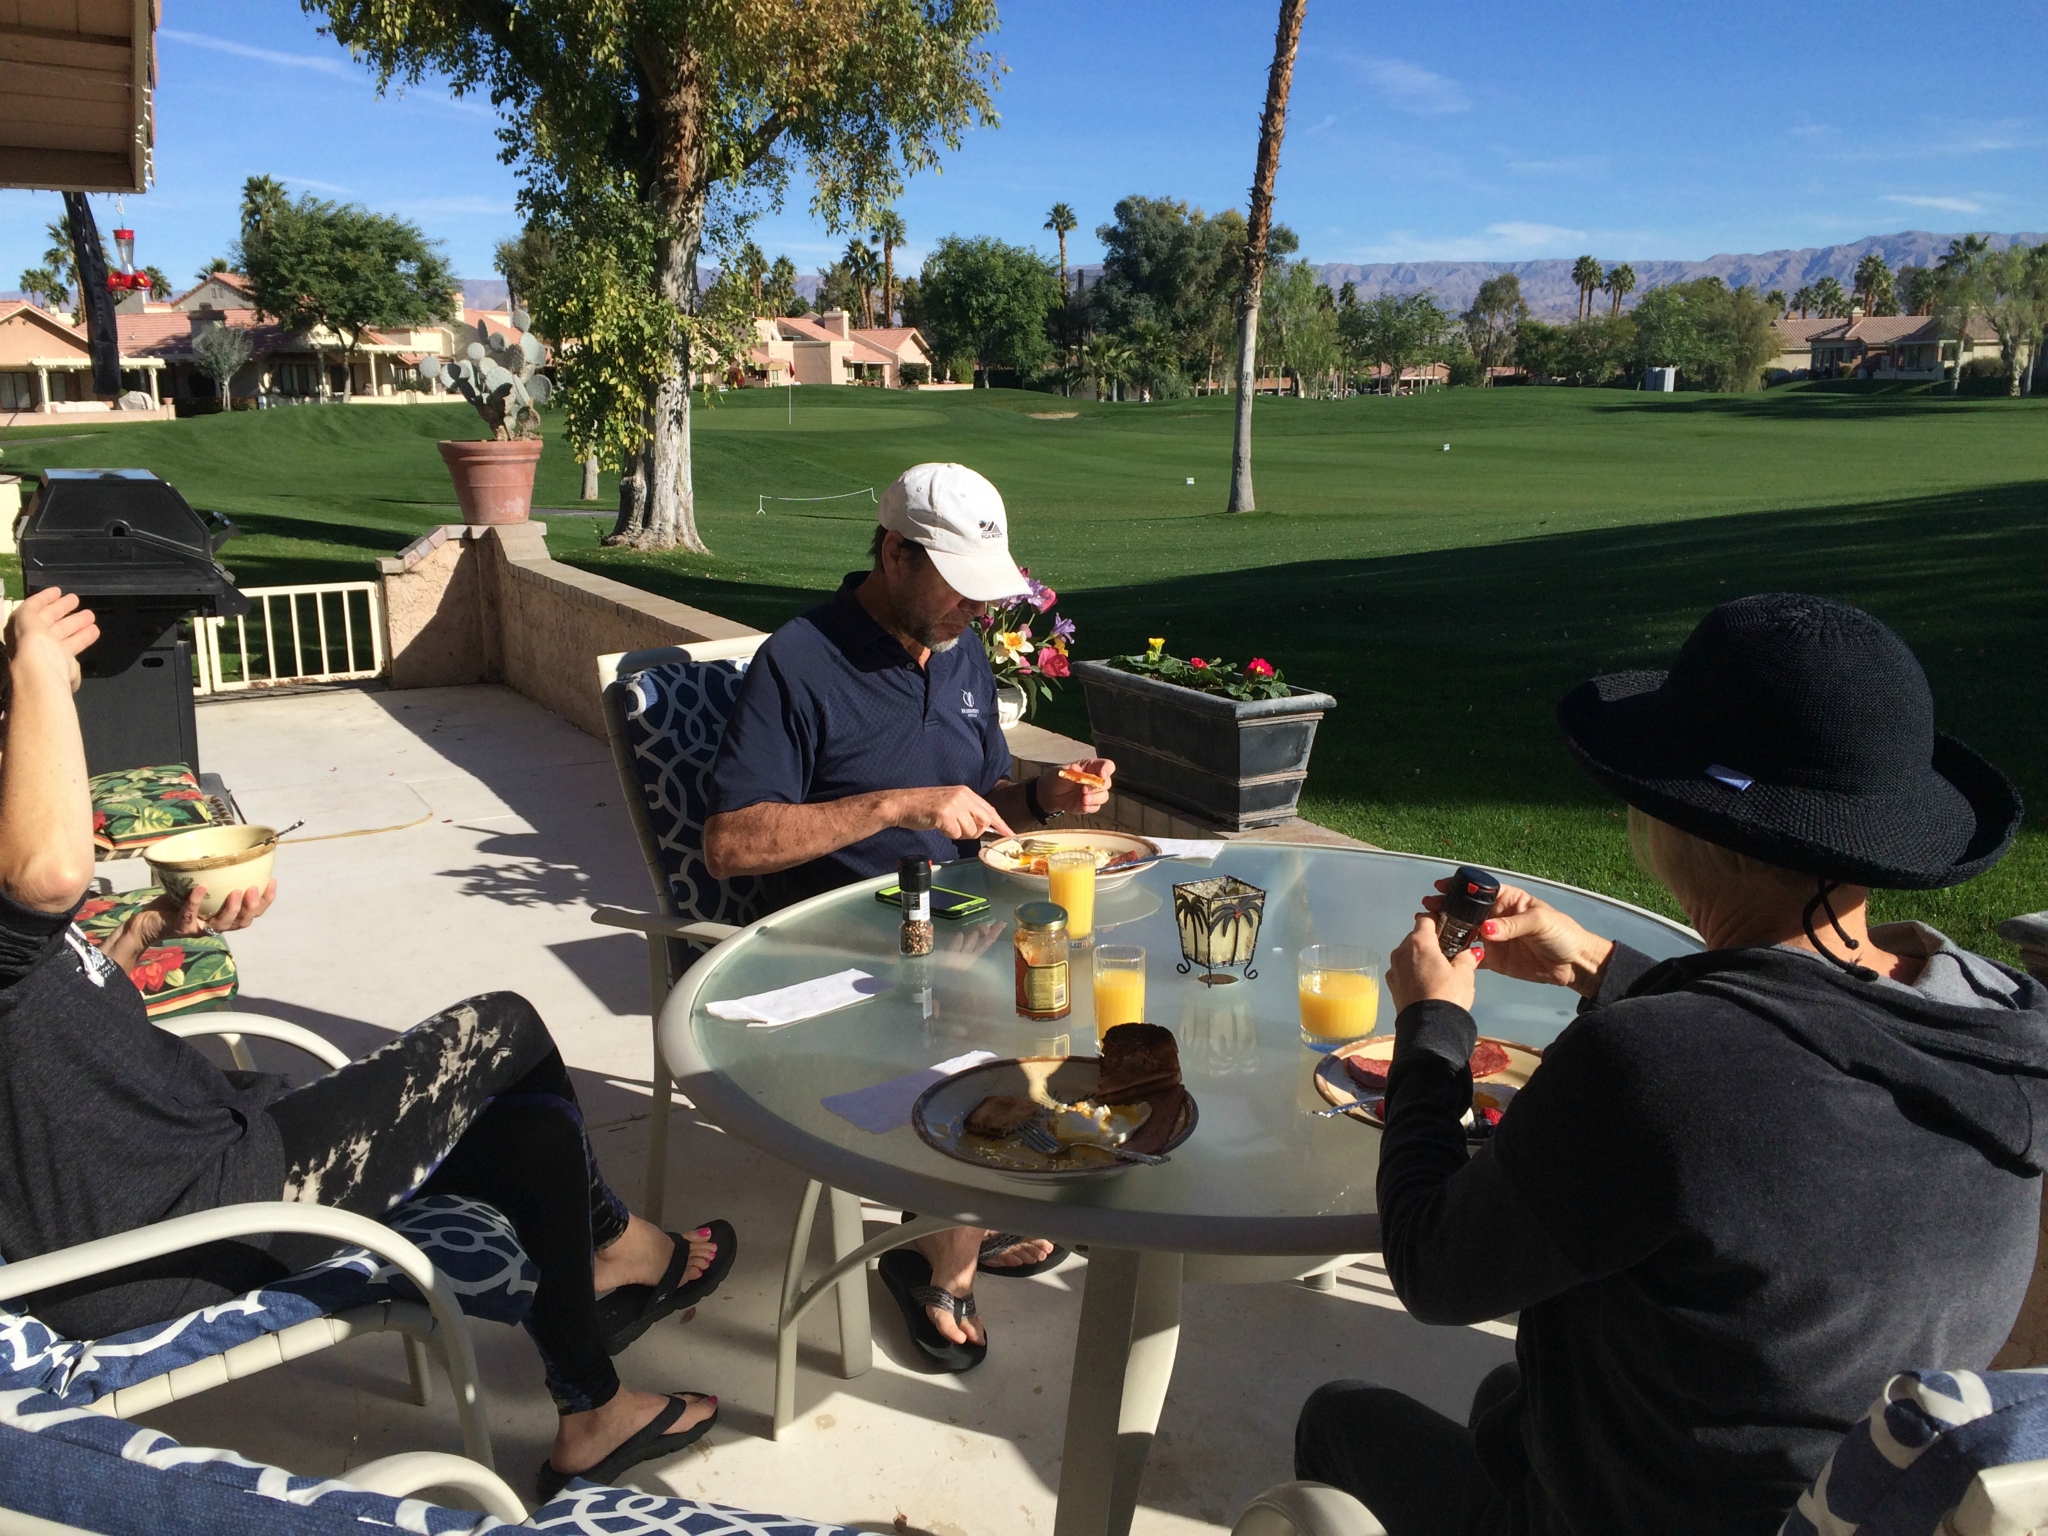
[1023, 960, 1069, 1013]
[904, 890, 930, 922]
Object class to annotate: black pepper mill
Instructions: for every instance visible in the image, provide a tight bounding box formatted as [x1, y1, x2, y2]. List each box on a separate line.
[1437, 865, 1501, 959]
[899, 855, 934, 956]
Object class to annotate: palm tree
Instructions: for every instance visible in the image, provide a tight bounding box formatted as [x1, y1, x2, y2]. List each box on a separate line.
[1813, 276, 1850, 319]
[1084, 334, 1135, 402]
[1764, 289, 1787, 316]
[840, 237, 881, 328]
[1571, 255, 1601, 322]
[1228, 0, 1309, 514]
[1602, 263, 1636, 316]
[1853, 252, 1891, 316]
[1791, 284, 1818, 319]
[1044, 203, 1078, 298]
[869, 210, 906, 325]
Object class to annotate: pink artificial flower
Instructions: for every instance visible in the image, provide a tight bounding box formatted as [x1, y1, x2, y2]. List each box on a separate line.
[1036, 647, 1070, 679]
[1246, 657, 1275, 678]
[1032, 585, 1059, 613]
[1189, 657, 1208, 669]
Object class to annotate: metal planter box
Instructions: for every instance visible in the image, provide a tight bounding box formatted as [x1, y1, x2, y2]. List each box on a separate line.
[1074, 660, 1336, 830]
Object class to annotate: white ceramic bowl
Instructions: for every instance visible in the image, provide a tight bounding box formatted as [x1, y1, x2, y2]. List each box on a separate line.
[144, 824, 279, 918]
[977, 831, 1161, 893]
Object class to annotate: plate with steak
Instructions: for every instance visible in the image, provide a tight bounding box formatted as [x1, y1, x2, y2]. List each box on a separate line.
[978, 830, 1161, 892]
[1314, 1034, 1542, 1143]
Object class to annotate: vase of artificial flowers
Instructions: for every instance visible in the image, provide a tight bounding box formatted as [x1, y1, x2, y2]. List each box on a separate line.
[1073, 640, 1337, 829]
[975, 569, 1077, 730]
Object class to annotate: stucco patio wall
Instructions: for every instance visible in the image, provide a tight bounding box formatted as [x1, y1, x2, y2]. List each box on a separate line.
[377, 522, 760, 738]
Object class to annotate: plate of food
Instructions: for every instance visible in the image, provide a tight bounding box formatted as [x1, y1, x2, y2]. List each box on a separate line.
[913, 1022, 1196, 1182]
[978, 829, 1161, 892]
[1313, 1034, 1542, 1143]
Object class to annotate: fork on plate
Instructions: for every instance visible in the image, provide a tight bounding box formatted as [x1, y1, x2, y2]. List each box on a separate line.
[1016, 1116, 1170, 1165]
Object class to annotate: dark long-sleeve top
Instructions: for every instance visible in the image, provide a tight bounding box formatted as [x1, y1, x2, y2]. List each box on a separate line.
[1376, 929, 2048, 1536]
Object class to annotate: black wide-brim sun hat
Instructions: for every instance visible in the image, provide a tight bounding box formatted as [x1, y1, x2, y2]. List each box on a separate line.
[1556, 593, 2022, 890]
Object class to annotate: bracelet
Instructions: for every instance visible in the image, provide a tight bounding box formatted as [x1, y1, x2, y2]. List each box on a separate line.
[1025, 775, 1064, 824]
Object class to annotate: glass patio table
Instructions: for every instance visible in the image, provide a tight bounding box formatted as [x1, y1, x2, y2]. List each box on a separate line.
[660, 842, 1699, 1536]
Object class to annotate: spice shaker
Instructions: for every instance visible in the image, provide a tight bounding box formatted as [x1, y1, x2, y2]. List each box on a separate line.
[898, 855, 934, 956]
[1014, 900, 1071, 1020]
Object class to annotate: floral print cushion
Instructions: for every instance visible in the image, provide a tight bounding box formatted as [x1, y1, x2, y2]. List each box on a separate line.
[73, 888, 238, 1019]
[89, 763, 217, 856]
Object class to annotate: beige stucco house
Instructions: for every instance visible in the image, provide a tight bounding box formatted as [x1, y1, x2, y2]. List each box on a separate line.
[1768, 313, 1998, 380]
[748, 312, 933, 387]
[0, 300, 173, 425]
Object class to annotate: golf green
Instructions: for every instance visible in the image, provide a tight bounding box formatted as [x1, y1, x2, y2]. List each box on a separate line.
[5, 382, 2041, 954]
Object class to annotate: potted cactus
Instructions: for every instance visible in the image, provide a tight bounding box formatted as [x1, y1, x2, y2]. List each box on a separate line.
[420, 309, 554, 525]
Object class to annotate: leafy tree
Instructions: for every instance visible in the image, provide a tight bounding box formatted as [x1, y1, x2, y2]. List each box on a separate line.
[1897, 265, 1938, 316]
[1462, 273, 1527, 381]
[191, 321, 253, 408]
[1973, 244, 2048, 396]
[234, 187, 456, 398]
[1259, 259, 1338, 396]
[1571, 254, 1601, 322]
[306, 0, 998, 555]
[1227, 0, 1307, 513]
[17, 267, 67, 311]
[870, 210, 906, 325]
[1515, 317, 1564, 380]
[1340, 290, 1450, 393]
[1627, 279, 1776, 390]
[494, 227, 557, 312]
[1044, 203, 1077, 296]
[915, 234, 1062, 382]
[816, 257, 867, 319]
[1935, 235, 1992, 395]
[1602, 263, 1636, 316]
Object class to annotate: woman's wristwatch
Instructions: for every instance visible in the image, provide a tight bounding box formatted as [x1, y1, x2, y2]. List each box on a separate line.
[1025, 775, 1065, 825]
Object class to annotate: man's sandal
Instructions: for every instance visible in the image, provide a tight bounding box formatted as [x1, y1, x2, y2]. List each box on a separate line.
[596, 1219, 737, 1355]
[534, 1392, 717, 1502]
[878, 1247, 987, 1372]
[977, 1230, 1071, 1279]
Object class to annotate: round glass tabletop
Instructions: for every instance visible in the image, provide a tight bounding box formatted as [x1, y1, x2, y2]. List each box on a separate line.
[662, 843, 1699, 1254]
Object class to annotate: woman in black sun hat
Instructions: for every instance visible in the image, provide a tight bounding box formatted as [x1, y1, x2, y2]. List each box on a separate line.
[1296, 594, 2048, 1536]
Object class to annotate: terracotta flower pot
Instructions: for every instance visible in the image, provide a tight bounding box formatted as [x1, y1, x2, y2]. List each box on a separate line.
[437, 438, 542, 525]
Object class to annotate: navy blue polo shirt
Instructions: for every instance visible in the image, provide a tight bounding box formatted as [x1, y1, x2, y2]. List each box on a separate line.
[708, 571, 1012, 909]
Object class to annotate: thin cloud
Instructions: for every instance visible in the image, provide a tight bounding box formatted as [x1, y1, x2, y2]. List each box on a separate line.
[283, 176, 353, 195]
[1348, 56, 1471, 116]
[161, 29, 357, 80]
[1506, 156, 1606, 176]
[1356, 221, 1586, 262]
[1885, 194, 1986, 214]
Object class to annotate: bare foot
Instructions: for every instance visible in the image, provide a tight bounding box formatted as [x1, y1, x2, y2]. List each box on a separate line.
[913, 1228, 987, 1347]
[593, 1217, 716, 1293]
[551, 1388, 716, 1477]
[979, 1235, 1056, 1270]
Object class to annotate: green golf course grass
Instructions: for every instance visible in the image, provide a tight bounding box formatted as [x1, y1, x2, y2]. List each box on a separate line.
[5, 382, 2042, 955]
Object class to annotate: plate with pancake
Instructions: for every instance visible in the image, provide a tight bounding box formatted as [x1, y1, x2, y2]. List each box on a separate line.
[978, 830, 1161, 892]
[913, 1022, 1196, 1182]
[1313, 1034, 1542, 1144]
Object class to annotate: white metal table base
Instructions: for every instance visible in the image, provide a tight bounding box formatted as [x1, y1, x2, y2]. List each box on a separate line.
[1054, 1248, 1185, 1536]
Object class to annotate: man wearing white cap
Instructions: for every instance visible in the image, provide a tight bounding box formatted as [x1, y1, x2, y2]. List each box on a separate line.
[705, 462, 1113, 1367]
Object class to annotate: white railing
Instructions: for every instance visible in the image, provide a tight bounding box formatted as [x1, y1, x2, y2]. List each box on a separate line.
[192, 582, 387, 695]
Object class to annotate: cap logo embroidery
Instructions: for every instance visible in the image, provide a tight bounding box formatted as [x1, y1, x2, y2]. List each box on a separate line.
[978, 518, 1002, 540]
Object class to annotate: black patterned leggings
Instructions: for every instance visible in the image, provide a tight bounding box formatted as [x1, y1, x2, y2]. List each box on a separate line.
[264, 992, 630, 1413]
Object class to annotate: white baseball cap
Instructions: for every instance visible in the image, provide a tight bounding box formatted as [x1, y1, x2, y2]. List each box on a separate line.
[876, 462, 1029, 602]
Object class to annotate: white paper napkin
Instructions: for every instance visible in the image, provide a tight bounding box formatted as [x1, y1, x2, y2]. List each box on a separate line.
[1149, 837, 1227, 862]
[705, 968, 891, 1028]
[821, 1051, 998, 1133]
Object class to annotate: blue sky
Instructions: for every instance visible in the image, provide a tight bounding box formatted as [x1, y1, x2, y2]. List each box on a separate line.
[7, 0, 2047, 292]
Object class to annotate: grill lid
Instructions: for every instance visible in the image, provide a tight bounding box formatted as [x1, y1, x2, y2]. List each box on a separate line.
[19, 470, 250, 617]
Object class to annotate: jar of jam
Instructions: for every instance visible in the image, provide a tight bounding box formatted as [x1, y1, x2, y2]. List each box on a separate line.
[1014, 901, 1071, 1021]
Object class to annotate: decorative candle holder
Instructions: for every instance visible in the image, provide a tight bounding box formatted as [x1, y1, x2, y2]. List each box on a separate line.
[1173, 875, 1266, 984]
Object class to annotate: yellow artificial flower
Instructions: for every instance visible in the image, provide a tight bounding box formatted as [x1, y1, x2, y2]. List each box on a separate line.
[1053, 637, 1069, 655]
[1147, 636, 1166, 655]
[995, 629, 1031, 658]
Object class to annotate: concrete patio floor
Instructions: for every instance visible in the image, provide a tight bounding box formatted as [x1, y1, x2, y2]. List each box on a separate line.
[129, 681, 1513, 1534]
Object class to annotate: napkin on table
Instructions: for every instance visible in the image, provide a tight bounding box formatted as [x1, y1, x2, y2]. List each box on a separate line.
[1148, 837, 1227, 862]
[705, 968, 891, 1028]
[822, 1051, 998, 1134]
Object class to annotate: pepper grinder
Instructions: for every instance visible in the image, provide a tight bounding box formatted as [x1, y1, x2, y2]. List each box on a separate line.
[898, 855, 934, 956]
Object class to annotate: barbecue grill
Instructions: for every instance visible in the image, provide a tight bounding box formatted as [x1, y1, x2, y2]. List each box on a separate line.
[17, 470, 250, 775]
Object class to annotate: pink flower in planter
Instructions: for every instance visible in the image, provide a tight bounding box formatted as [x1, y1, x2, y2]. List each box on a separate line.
[1189, 657, 1208, 669]
[1247, 657, 1275, 678]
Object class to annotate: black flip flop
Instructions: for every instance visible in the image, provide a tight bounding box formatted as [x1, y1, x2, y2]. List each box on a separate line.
[534, 1393, 717, 1502]
[977, 1231, 1072, 1279]
[878, 1247, 987, 1373]
[597, 1219, 737, 1355]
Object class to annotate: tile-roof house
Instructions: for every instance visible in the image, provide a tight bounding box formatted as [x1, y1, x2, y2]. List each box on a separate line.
[752, 311, 933, 387]
[1769, 313, 1998, 380]
[0, 301, 175, 424]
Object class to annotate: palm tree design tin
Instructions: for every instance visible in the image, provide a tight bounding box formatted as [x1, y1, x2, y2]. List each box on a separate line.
[1173, 875, 1266, 985]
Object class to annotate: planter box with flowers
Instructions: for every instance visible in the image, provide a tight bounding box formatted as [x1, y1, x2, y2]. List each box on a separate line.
[1073, 643, 1336, 830]
[975, 570, 1076, 728]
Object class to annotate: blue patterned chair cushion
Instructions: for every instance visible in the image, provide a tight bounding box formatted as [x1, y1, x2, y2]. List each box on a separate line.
[0, 1409, 858, 1535]
[606, 661, 769, 931]
[0, 1196, 536, 1408]
[1780, 1368, 2048, 1536]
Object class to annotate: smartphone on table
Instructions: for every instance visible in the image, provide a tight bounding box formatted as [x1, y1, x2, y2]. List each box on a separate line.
[875, 883, 991, 921]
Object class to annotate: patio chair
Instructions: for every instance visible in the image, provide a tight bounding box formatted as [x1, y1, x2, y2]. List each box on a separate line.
[1230, 1482, 1379, 1536]
[0, 1407, 862, 1535]
[0, 1011, 537, 1470]
[1780, 1366, 2048, 1536]
[591, 638, 769, 1225]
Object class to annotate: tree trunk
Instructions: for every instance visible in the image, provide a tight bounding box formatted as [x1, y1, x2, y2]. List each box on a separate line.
[623, 208, 710, 552]
[582, 454, 600, 499]
[609, 438, 648, 542]
[1227, 0, 1308, 513]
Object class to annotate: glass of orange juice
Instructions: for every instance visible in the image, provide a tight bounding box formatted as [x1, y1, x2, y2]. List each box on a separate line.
[1297, 945, 1380, 1052]
[1046, 848, 1097, 942]
[1092, 944, 1146, 1040]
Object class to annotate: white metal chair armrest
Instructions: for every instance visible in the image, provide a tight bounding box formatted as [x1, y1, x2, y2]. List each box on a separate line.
[344, 1451, 527, 1521]
[158, 1011, 353, 1072]
[1232, 1481, 1384, 1536]
[590, 906, 740, 946]
[1950, 1457, 2048, 1536]
[0, 1203, 494, 1469]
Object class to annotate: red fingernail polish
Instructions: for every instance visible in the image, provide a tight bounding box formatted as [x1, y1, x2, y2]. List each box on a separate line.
[1481, 921, 1496, 935]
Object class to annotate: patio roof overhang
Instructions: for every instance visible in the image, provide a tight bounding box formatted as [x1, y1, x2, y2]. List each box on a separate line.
[0, 0, 157, 193]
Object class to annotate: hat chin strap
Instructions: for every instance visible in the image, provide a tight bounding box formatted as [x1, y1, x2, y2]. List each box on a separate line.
[1801, 879, 1877, 980]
